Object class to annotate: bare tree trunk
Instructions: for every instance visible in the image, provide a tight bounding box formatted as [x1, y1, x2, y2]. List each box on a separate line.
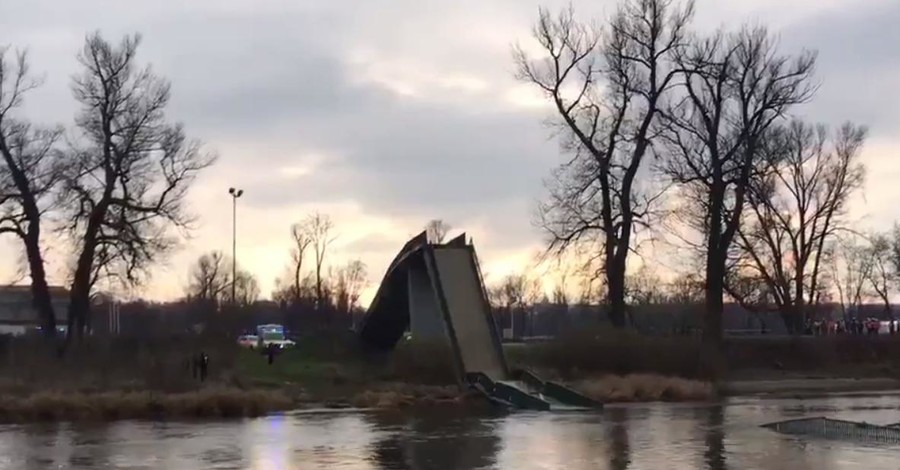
[704, 184, 725, 346]
[67, 233, 99, 344]
[607, 270, 627, 328]
[294, 260, 303, 302]
[315, 261, 324, 309]
[23, 228, 56, 336]
[606, 241, 629, 328]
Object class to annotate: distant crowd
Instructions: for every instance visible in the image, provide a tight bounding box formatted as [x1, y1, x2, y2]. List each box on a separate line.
[805, 318, 895, 336]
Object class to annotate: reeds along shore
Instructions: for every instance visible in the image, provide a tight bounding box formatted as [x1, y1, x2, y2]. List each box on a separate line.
[0, 388, 295, 422]
[508, 330, 900, 380]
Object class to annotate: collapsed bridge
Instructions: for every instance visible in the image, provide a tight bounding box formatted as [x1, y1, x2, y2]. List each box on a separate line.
[357, 231, 601, 411]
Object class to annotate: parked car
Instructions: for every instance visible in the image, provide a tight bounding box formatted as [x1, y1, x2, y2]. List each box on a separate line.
[260, 337, 296, 350]
[237, 334, 259, 349]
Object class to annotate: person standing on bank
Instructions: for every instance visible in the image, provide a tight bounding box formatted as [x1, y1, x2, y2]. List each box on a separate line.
[199, 351, 209, 382]
[266, 343, 276, 365]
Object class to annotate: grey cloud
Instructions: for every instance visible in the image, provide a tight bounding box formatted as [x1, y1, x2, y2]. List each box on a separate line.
[3, 0, 897, 297]
[239, 100, 555, 217]
[780, 2, 900, 134]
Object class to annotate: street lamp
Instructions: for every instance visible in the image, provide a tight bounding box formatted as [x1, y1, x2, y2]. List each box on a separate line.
[228, 187, 244, 306]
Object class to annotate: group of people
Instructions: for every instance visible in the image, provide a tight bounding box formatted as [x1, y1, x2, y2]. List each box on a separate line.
[805, 318, 896, 336]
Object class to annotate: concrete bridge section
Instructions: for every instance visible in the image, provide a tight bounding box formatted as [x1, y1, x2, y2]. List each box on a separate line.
[358, 231, 508, 381]
[357, 231, 601, 411]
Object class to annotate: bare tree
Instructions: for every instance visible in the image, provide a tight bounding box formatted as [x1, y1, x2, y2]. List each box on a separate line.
[273, 270, 317, 307]
[540, 242, 603, 306]
[233, 270, 260, 307]
[186, 251, 229, 305]
[493, 273, 542, 310]
[828, 235, 874, 319]
[889, 223, 900, 282]
[866, 232, 894, 317]
[302, 212, 336, 308]
[665, 272, 704, 304]
[0, 48, 64, 337]
[289, 222, 312, 302]
[332, 259, 368, 313]
[61, 33, 215, 340]
[186, 250, 257, 307]
[551, 267, 570, 306]
[625, 265, 667, 305]
[515, 0, 694, 327]
[660, 26, 817, 345]
[731, 121, 866, 333]
[425, 219, 451, 243]
[494, 272, 543, 337]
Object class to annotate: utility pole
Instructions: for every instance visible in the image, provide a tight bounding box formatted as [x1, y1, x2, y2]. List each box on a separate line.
[228, 187, 244, 306]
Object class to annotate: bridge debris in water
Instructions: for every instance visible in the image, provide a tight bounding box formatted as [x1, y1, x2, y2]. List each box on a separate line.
[762, 417, 900, 444]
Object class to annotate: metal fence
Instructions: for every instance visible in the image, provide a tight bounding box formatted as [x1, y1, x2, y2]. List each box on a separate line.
[763, 417, 900, 444]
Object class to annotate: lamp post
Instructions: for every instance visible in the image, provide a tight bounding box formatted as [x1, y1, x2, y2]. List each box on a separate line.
[228, 187, 244, 306]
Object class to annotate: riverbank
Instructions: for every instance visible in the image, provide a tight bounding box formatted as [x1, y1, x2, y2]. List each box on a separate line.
[720, 376, 900, 397]
[0, 387, 295, 422]
[3, 332, 900, 421]
[512, 329, 900, 387]
[10, 371, 900, 423]
[0, 375, 715, 423]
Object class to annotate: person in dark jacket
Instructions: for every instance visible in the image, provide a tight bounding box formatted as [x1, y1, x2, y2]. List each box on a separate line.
[198, 351, 209, 382]
[266, 343, 277, 365]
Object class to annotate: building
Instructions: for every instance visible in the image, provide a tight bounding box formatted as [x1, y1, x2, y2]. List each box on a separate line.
[0, 285, 70, 335]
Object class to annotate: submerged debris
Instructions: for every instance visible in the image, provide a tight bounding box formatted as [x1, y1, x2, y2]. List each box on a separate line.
[763, 417, 900, 444]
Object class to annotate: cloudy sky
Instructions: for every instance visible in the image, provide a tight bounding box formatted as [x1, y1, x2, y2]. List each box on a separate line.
[1, 0, 898, 304]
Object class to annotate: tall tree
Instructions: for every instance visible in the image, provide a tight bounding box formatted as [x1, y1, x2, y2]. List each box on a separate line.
[666, 272, 704, 304]
[233, 270, 260, 307]
[625, 265, 667, 305]
[865, 232, 894, 317]
[332, 259, 367, 313]
[515, 0, 693, 327]
[0, 48, 63, 337]
[61, 33, 214, 340]
[660, 26, 816, 346]
[730, 121, 866, 333]
[186, 251, 229, 305]
[302, 211, 335, 308]
[492, 272, 541, 310]
[829, 235, 874, 319]
[889, 223, 900, 281]
[550, 266, 570, 306]
[289, 222, 312, 302]
[186, 250, 258, 307]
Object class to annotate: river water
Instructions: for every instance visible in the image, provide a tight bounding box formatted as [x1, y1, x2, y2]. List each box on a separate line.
[0, 394, 898, 469]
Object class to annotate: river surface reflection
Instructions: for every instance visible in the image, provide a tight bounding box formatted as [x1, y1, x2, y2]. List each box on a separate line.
[1, 394, 899, 469]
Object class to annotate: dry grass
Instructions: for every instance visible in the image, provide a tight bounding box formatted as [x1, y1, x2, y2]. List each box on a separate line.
[722, 335, 900, 375]
[0, 387, 295, 423]
[508, 328, 900, 381]
[569, 374, 715, 403]
[507, 329, 717, 379]
[350, 383, 461, 408]
[0, 336, 299, 422]
[386, 340, 459, 385]
[0, 335, 241, 393]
